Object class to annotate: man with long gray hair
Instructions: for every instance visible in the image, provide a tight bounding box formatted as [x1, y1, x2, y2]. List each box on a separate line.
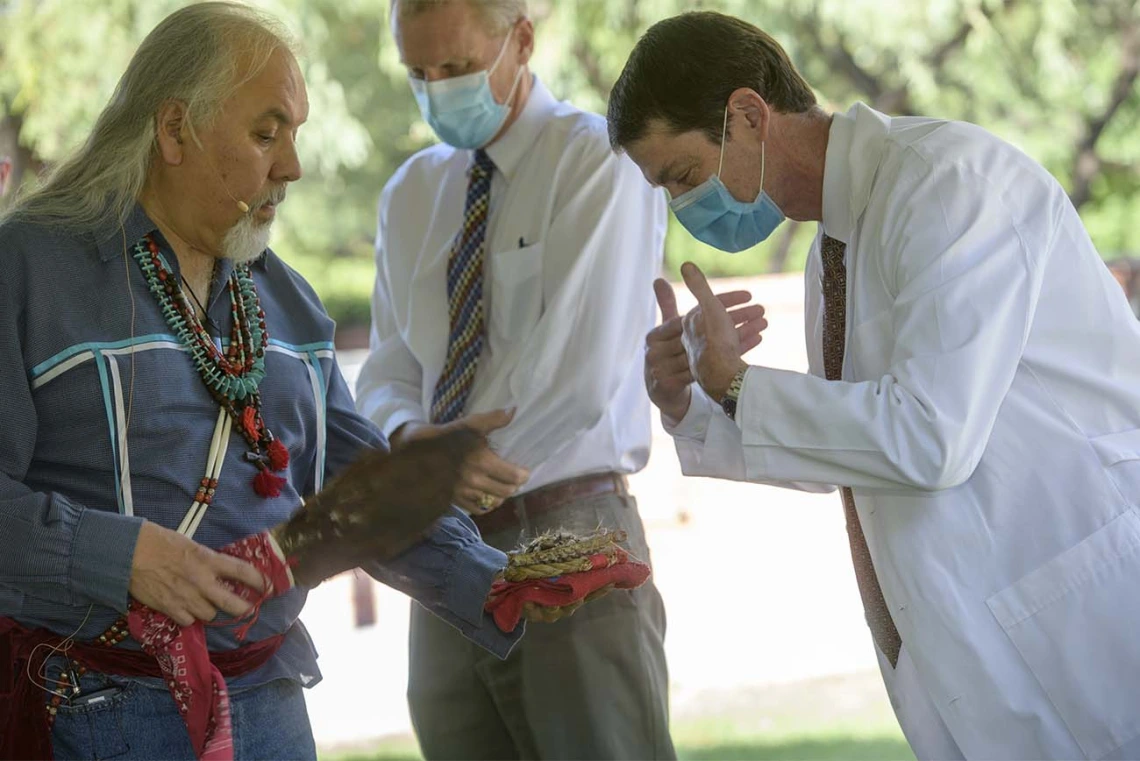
[0, 3, 529, 758]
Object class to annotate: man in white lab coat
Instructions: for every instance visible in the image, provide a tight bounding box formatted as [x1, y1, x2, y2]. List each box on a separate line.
[356, 1, 673, 758]
[609, 10, 1140, 761]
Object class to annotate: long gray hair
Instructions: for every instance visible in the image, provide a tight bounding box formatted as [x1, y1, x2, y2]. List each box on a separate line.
[4, 2, 297, 230]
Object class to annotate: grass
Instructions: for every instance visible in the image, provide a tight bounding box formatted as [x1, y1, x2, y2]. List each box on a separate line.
[320, 672, 916, 761]
[322, 727, 912, 761]
[670, 717, 913, 761]
[679, 736, 913, 760]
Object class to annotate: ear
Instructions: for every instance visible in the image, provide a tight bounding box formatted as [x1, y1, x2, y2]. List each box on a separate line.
[153, 99, 189, 167]
[515, 17, 535, 67]
[727, 87, 771, 143]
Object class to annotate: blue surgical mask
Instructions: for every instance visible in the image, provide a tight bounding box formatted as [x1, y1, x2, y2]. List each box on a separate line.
[409, 27, 525, 150]
[669, 107, 785, 253]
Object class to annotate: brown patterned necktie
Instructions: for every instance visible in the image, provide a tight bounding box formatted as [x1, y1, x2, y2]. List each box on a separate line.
[820, 234, 903, 668]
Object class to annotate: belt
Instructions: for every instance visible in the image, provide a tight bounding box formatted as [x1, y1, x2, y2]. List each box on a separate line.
[0, 618, 286, 761]
[472, 471, 629, 536]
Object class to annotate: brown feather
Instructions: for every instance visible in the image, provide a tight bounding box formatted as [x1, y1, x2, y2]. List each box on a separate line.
[272, 429, 482, 587]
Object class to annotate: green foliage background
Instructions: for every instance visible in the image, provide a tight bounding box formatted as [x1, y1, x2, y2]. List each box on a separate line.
[2, 0, 1137, 329]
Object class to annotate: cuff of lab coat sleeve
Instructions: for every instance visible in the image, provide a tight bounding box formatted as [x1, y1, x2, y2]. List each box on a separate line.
[70, 509, 146, 613]
[733, 367, 753, 431]
[663, 386, 717, 440]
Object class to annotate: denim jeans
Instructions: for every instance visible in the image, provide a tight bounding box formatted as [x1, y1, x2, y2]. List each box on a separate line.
[45, 658, 316, 761]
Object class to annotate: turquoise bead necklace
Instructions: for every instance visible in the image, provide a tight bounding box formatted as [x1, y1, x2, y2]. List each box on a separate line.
[132, 233, 289, 497]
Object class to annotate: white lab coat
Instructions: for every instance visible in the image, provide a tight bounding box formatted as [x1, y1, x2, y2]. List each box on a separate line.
[669, 103, 1140, 760]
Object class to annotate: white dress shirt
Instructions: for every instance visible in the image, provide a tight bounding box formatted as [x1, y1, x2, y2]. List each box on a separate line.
[669, 103, 1140, 760]
[356, 77, 667, 492]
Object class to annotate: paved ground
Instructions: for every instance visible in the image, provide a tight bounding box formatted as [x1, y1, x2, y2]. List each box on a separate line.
[301, 273, 894, 750]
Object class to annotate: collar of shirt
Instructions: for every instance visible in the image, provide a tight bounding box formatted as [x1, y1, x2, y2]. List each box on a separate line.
[481, 75, 558, 181]
[821, 102, 893, 245]
[92, 202, 270, 281]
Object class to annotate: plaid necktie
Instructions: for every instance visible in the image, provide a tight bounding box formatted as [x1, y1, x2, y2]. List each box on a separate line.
[430, 149, 495, 424]
[821, 234, 903, 668]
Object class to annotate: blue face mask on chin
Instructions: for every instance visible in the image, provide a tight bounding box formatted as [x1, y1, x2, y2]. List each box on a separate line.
[409, 26, 525, 150]
[669, 107, 785, 253]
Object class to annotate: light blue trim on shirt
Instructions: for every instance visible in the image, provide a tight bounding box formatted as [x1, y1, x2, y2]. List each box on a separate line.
[308, 350, 329, 488]
[30, 333, 179, 379]
[92, 351, 125, 514]
[270, 339, 336, 354]
[32, 336, 334, 381]
[30, 336, 334, 512]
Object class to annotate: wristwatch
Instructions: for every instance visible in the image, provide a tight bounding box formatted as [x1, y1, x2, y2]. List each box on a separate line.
[720, 366, 748, 421]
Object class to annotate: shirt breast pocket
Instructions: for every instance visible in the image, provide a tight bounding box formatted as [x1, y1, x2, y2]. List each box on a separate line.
[488, 241, 544, 344]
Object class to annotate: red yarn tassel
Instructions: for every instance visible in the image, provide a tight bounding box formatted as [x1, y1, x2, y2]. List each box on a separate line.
[266, 439, 289, 472]
[241, 406, 259, 441]
[252, 468, 286, 498]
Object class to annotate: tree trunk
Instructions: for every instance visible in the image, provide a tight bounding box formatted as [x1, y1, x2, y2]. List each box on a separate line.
[351, 568, 377, 628]
[1069, 15, 1139, 211]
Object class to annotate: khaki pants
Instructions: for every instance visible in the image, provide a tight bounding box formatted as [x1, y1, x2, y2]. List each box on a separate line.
[407, 492, 675, 760]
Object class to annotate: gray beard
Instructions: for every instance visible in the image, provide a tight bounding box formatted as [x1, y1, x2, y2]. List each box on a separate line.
[222, 214, 272, 264]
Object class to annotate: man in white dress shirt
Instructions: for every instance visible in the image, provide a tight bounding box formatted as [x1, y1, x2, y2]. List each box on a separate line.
[355, 1, 674, 758]
[610, 10, 1140, 761]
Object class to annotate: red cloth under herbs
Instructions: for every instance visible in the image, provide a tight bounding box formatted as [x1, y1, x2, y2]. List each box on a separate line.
[483, 548, 651, 632]
[0, 531, 293, 761]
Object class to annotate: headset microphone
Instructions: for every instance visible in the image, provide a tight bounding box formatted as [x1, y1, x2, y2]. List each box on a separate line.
[208, 155, 251, 213]
[223, 184, 250, 214]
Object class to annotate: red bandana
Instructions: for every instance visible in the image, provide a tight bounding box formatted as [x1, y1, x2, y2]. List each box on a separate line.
[126, 531, 295, 760]
[483, 548, 651, 632]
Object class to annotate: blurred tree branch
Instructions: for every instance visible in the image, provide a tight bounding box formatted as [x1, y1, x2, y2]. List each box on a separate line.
[931, 0, 1018, 69]
[791, 10, 915, 114]
[793, 0, 1019, 115]
[573, 38, 613, 104]
[1069, 7, 1140, 209]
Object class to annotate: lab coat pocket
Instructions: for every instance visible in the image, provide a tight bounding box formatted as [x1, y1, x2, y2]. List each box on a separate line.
[1090, 428, 1140, 505]
[489, 242, 544, 343]
[1089, 428, 1140, 467]
[986, 507, 1140, 759]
